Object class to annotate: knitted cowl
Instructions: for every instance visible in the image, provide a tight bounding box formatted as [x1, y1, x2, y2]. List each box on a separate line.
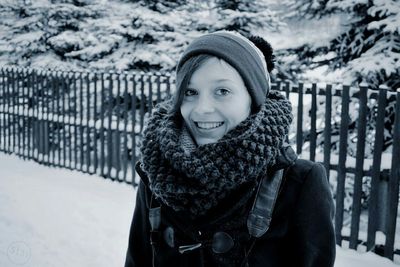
[140, 91, 293, 218]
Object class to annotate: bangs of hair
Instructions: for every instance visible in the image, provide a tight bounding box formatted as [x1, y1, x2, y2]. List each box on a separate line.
[170, 54, 213, 114]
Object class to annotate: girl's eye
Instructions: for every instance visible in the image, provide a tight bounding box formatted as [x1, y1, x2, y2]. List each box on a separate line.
[184, 89, 197, 97]
[216, 88, 231, 96]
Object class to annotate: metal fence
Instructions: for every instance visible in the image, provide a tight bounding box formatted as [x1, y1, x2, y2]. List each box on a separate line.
[0, 67, 399, 261]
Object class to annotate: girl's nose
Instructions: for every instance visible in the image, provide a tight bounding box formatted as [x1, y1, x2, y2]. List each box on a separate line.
[194, 95, 215, 114]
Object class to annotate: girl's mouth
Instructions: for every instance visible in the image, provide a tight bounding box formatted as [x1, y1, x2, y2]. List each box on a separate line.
[194, 121, 224, 130]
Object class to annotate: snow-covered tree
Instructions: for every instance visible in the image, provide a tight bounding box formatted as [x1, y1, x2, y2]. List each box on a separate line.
[279, 0, 399, 217]
[211, 0, 285, 35]
[280, 0, 400, 90]
[0, 0, 200, 72]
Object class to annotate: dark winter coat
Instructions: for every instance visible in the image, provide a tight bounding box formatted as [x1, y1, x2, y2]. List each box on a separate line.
[124, 146, 336, 267]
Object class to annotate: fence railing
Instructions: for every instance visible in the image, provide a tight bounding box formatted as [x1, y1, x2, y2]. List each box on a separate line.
[0, 67, 399, 262]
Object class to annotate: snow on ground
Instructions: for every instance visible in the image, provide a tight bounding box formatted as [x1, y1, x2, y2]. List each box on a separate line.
[0, 153, 136, 267]
[0, 152, 398, 267]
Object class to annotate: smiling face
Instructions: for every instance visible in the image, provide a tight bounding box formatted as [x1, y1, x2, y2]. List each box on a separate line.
[180, 57, 252, 146]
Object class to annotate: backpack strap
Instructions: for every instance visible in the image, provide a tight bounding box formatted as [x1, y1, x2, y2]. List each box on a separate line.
[247, 144, 298, 238]
[247, 169, 284, 238]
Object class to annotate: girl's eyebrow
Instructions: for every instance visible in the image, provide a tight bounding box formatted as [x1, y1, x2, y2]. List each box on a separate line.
[189, 78, 232, 85]
[213, 78, 233, 83]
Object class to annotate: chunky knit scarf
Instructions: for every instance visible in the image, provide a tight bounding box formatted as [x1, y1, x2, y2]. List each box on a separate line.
[140, 91, 293, 217]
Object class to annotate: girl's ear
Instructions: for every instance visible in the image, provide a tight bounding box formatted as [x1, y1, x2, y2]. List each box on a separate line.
[248, 35, 275, 73]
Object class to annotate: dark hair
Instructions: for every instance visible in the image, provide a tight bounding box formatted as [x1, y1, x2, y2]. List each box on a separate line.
[171, 54, 214, 114]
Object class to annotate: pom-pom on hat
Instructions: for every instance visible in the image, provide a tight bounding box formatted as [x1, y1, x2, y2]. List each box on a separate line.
[176, 31, 271, 109]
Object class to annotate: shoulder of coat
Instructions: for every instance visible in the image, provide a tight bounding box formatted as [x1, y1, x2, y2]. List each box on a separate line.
[284, 159, 320, 184]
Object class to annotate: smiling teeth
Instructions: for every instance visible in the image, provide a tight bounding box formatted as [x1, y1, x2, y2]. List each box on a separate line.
[196, 122, 223, 129]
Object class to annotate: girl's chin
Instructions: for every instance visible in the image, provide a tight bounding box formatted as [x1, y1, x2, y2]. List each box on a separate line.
[189, 124, 227, 145]
[195, 137, 220, 146]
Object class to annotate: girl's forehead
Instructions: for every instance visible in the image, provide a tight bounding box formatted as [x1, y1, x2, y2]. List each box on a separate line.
[193, 57, 239, 77]
[189, 57, 246, 88]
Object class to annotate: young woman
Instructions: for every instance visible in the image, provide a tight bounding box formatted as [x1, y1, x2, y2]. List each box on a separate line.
[125, 31, 336, 267]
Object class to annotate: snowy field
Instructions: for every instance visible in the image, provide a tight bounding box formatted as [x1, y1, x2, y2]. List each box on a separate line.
[0, 153, 398, 267]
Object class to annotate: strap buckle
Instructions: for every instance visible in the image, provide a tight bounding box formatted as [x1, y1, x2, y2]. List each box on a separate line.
[178, 243, 202, 254]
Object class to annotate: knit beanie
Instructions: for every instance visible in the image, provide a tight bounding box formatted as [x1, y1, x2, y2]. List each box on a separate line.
[176, 31, 271, 109]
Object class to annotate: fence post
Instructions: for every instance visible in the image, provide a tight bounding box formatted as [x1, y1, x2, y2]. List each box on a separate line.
[323, 84, 332, 181]
[285, 81, 290, 99]
[148, 74, 153, 114]
[85, 72, 91, 173]
[107, 72, 113, 180]
[113, 73, 122, 179]
[122, 73, 129, 182]
[384, 88, 400, 259]
[130, 74, 138, 186]
[93, 72, 98, 174]
[310, 83, 317, 161]
[350, 83, 369, 249]
[296, 83, 303, 155]
[335, 84, 351, 245]
[67, 72, 73, 169]
[367, 85, 388, 250]
[0, 68, 4, 152]
[100, 72, 105, 177]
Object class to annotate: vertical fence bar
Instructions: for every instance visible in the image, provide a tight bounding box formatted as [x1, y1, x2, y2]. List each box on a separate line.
[44, 71, 48, 164]
[43, 71, 49, 165]
[7, 68, 11, 152]
[115, 73, 122, 180]
[79, 72, 84, 170]
[19, 69, 23, 157]
[367, 85, 387, 250]
[100, 73, 105, 177]
[131, 75, 137, 186]
[56, 72, 61, 166]
[323, 84, 332, 181]
[43, 71, 48, 165]
[50, 72, 56, 165]
[107, 73, 113, 179]
[3, 68, 8, 152]
[0, 68, 4, 151]
[33, 69, 39, 159]
[11, 68, 16, 153]
[310, 83, 317, 161]
[335, 85, 351, 245]
[296, 83, 304, 155]
[6, 68, 10, 153]
[61, 72, 66, 167]
[93, 73, 98, 174]
[16, 69, 21, 155]
[156, 74, 161, 103]
[73, 72, 78, 169]
[285, 81, 290, 100]
[27, 69, 32, 160]
[67, 72, 73, 169]
[166, 73, 171, 97]
[140, 75, 145, 132]
[123, 74, 129, 182]
[148, 75, 153, 114]
[37, 70, 42, 162]
[349, 83, 368, 249]
[21, 69, 27, 158]
[384, 88, 400, 259]
[274, 80, 281, 92]
[4, 68, 7, 152]
[86, 73, 91, 173]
